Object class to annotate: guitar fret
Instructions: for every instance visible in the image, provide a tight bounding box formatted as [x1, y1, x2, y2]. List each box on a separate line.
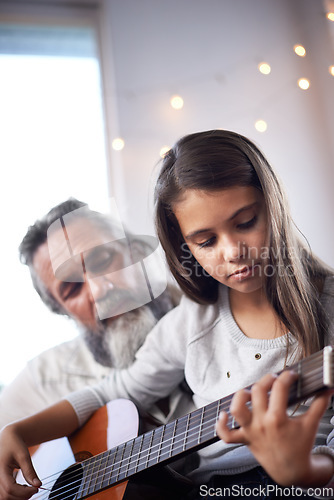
[80, 459, 96, 498]
[203, 402, 219, 443]
[101, 447, 118, 490]
[115, 443, 126, 482]
[131, 434, 144, 475]
[115, 439, 135, 482]
[124, 438, 135, 478]
[169, 419, 177, 458]
[157, 423, 166, 462]
[82, 457, 95, 496]
[214, 400, 221, 437]
[157, 420, 176, 463]
[94, 451, 109, 492]
[170, 415, 190, 457]
[135, 431, 155, 473]
[145, 426, 164, 467]
[144, 432, 154, 468]
[183, 413, 190, 451]
[197, 407, 204, 445]
[87, 455, 102, 496]
[177, 407, 202, 452]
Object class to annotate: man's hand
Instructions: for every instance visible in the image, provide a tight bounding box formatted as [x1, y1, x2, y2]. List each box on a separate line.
[216, 370, 334, 487]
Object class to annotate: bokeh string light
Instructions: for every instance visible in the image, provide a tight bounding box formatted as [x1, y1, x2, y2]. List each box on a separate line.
[294, 44, 306, 57]
[170, 94, 184, 110]
[254, 120, 268, 133]
[298, 78, 310, 90]
[111, 137, 125, 151]
[115, 11, 334, 151]
[258, 62, 271, 75]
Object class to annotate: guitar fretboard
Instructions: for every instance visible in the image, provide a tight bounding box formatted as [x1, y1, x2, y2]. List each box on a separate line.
[70, 346, 333, 499]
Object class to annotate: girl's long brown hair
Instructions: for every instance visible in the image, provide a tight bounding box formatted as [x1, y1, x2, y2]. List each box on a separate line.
[154, 129, 332, 358]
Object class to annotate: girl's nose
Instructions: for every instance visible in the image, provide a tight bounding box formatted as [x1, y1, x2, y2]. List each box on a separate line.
[219, 235, 245, 262]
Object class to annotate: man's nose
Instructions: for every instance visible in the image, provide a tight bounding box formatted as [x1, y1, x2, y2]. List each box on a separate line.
[87, 275, 114, 302]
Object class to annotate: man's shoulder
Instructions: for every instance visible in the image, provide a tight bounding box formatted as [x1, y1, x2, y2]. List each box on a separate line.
[27, 336, 109, 378]
[30, 336, 87, 361]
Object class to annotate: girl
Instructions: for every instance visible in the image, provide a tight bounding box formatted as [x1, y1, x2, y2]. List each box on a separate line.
[1, 130, 334, 499]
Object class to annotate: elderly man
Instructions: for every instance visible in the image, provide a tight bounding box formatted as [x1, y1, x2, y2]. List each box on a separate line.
[0, 198, 192, 430]
[0, 198, 197, 498]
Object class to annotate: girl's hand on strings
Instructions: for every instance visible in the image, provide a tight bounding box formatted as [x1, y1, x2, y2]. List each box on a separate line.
[0, 425, 41, 500]
[216, 370, 334, 487]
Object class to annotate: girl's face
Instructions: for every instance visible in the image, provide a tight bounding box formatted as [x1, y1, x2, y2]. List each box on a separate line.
[173, 186, 268, 295]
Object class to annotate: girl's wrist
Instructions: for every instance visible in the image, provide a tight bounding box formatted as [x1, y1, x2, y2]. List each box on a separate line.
[299, 453, 334, 488]
[310, 447, 334, 486]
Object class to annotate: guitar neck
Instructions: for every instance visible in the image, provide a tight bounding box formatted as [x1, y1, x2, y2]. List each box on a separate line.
[77, 346, 334, 499]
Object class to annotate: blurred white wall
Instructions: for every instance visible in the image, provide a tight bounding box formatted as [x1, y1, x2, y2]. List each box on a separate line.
[100, 0, 334, 267]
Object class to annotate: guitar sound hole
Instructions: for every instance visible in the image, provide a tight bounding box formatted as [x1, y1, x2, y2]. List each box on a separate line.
[49, 463, 83, 500]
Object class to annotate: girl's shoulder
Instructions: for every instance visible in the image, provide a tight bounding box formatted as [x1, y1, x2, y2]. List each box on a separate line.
[158, 286, 223, 338]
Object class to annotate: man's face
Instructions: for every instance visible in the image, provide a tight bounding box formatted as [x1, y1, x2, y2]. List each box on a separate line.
[32, 218, 151, 332]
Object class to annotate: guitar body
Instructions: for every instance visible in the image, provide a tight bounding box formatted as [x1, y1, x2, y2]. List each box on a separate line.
[16, 399, 139, 500]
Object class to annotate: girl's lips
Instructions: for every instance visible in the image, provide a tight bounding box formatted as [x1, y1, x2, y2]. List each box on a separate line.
[229, 264, 260, 280]
[231, 266, 248, 276]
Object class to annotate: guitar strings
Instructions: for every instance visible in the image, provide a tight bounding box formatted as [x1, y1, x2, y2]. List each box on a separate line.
[34, 392, 313, 500]
[34, 348, 327, 492]
[33, 360, 326, 500]
[34, 385, 320, 500]
[38, 354, 325, 492]
[28, 354, 327, 500]
[34, 364, 325, 500]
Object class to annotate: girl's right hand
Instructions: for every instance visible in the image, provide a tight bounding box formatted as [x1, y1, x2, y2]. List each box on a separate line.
[0, 425, 41, 500]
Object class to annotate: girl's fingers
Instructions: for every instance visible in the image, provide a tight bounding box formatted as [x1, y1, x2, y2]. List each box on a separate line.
[229, 373, 277, 426]
[218, 373, 278, 443]
[249, 373, 277, 414]
[216, 410, 248, 444]
[267, 370, 297, 416]
[229, 389, 252, 427]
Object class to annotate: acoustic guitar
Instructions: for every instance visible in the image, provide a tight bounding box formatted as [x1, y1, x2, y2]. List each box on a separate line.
[16, 346, 334, 500]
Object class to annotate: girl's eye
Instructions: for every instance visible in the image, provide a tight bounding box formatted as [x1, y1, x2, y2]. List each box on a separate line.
[237, 215, 257, 230]
[198, 237, 216, 249]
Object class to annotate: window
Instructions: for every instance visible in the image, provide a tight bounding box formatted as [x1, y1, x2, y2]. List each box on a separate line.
[0, 4, 110, 386]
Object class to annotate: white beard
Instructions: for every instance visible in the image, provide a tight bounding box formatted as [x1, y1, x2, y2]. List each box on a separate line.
[81, 306, 157, 369]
